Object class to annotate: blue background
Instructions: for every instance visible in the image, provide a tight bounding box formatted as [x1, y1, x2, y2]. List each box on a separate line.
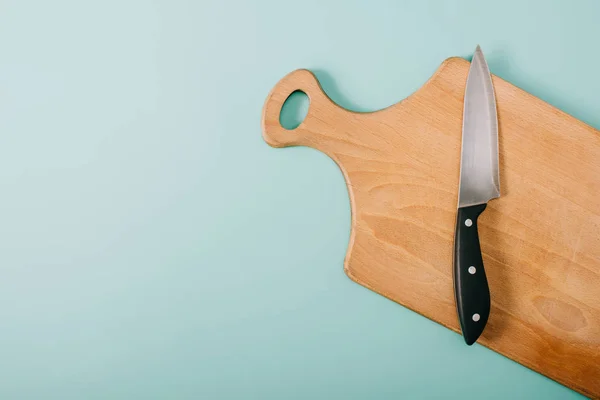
[1, 0, 596, 398]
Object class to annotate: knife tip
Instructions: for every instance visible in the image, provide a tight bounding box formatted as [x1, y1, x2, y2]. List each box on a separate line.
[471, 45, 489, 67]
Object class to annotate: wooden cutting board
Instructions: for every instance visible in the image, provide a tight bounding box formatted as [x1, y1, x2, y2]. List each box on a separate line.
[261, 57, 600, 398]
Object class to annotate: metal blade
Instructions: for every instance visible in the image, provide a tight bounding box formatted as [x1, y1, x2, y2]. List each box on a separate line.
[458, 45, 500, 208]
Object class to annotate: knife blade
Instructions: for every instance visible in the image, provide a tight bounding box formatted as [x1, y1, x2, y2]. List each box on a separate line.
[453, 45, 500, 345]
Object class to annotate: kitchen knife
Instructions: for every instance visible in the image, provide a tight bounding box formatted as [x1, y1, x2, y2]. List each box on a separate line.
[454, 45, 500, 345]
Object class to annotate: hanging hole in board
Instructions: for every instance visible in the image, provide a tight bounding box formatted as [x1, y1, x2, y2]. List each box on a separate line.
[279, 90, 309, 130]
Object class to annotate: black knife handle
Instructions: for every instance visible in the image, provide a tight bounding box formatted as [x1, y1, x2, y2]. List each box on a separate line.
[453, 203, 491, 345]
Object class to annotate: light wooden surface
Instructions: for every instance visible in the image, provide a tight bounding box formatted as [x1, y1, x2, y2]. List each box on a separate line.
[261, 58, 600, 399]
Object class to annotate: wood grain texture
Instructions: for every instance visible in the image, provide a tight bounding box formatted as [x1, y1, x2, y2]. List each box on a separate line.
[261, 57, 600, 399]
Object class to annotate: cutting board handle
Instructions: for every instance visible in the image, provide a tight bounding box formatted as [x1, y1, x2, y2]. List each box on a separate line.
[261, 69, 341, 150]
